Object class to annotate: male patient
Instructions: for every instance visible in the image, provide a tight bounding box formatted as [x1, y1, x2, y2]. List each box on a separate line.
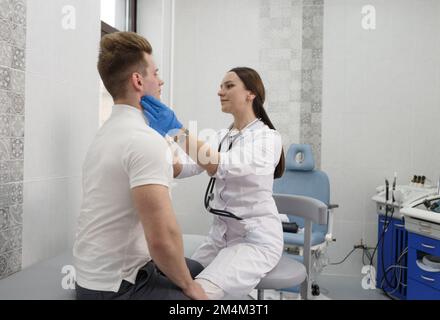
[73, 32, 207, 300]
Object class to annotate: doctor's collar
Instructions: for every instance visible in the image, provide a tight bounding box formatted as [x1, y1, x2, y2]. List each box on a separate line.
[229, 118, 262, 136]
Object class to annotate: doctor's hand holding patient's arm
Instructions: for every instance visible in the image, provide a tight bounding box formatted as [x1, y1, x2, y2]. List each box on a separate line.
[140, 95, 220, 176]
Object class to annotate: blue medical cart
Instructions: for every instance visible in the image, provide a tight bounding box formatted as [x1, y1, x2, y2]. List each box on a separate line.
[376, 215, 408, 300]
[406, 232, 440, 299]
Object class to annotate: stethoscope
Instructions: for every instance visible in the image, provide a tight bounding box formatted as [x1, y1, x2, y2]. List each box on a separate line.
[204, 118, 261, 220]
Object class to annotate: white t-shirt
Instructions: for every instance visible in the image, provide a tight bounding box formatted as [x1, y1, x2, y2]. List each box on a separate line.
[73, 104, 173, 292]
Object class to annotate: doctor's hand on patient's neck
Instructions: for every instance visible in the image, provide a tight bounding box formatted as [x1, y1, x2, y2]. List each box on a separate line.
[140, 95, 182, 137]
[140, 95, 220, 176]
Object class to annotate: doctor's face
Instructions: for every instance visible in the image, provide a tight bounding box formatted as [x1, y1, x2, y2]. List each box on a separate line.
[218, 72, 251, 114]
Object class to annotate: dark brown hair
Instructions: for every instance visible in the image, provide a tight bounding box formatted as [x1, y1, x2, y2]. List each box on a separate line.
[98, 32, 152, 99]
[229, 67, 285, 178]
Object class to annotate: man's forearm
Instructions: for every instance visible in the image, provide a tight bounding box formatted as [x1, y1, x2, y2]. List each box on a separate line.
[147, 230, 193, 291]
[133, 184, 204, 298]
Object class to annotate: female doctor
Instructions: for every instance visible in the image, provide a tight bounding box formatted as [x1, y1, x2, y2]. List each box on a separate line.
[141, 67, 285, 299]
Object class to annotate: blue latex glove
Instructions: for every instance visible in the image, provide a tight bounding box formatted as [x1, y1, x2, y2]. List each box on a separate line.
[140, 95, 183, 137]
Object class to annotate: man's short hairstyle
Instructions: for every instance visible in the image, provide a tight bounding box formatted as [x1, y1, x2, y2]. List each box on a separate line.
[98, 32, 152, 99]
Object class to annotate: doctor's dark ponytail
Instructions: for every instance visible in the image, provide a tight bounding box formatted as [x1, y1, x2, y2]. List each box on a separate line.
[229, 67, 285, 179]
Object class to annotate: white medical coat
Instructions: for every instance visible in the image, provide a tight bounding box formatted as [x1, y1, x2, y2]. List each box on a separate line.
[176, 120, 284, 297]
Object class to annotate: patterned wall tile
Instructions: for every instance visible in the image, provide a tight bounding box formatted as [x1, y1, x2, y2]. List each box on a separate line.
[0, 138, 10, 160]
[0, 251, 6, 276]
[0, 248, 22, 277]
[8, 203, 21, 225]
[8, 225, 21, 249]
[10, 68, 24, 93]
[10, 182, 22, 204]
[0, 228, 10, 253]
[301, 101, 311, 113]
[0, 66, 11, 89]
[0, 1, 12, 21]
[0, 206, 8, 230]
[0, 89, 11, 113]
[300, 1, 323, 168]
[0, 41, 12, 67]
[0, 183, 10, 206]
[11, 0, 25, 26]
[0, 1, 24, 280]
[0, 18, 12, 43]
[0, 227, 21, 260]
[0, 161, 9, 183]
[0, 21, 25, 48]
[11, 92, 23, 114]
[259, 0, 303, 149]
[301, 112, 312, 125]
[9, 137, 23, 159]
[0, 113, 9, 136]
[311, 102, 321, 113]
[11, 46, 24, 70]
[9, 114, 23, 137]
[10, 22, 25, 48]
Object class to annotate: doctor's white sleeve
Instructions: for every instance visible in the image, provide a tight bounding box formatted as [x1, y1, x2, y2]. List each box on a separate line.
[214, 130, 282, 179]
[173, 142, 205, 179]
[174, 129, 226, 179]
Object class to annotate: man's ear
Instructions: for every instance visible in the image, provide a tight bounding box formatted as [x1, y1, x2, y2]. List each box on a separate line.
[132, 73, 143, 91]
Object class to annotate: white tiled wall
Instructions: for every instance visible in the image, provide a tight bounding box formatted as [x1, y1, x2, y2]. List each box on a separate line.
[22, 0, 100, 268]
[322, 0, 440, 276]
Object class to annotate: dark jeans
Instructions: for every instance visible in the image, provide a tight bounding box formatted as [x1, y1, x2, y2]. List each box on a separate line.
[75, 258, 204, 300]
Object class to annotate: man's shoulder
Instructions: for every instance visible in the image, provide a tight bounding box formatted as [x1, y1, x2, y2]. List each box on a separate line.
[105, 115, 163, 142]
[128, 126, 166, 146]
[96, 115, 168, 156]
[123, 127, 170, 162]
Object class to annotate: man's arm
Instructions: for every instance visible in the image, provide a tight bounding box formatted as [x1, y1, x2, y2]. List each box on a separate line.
[132, 184, 207, 299]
